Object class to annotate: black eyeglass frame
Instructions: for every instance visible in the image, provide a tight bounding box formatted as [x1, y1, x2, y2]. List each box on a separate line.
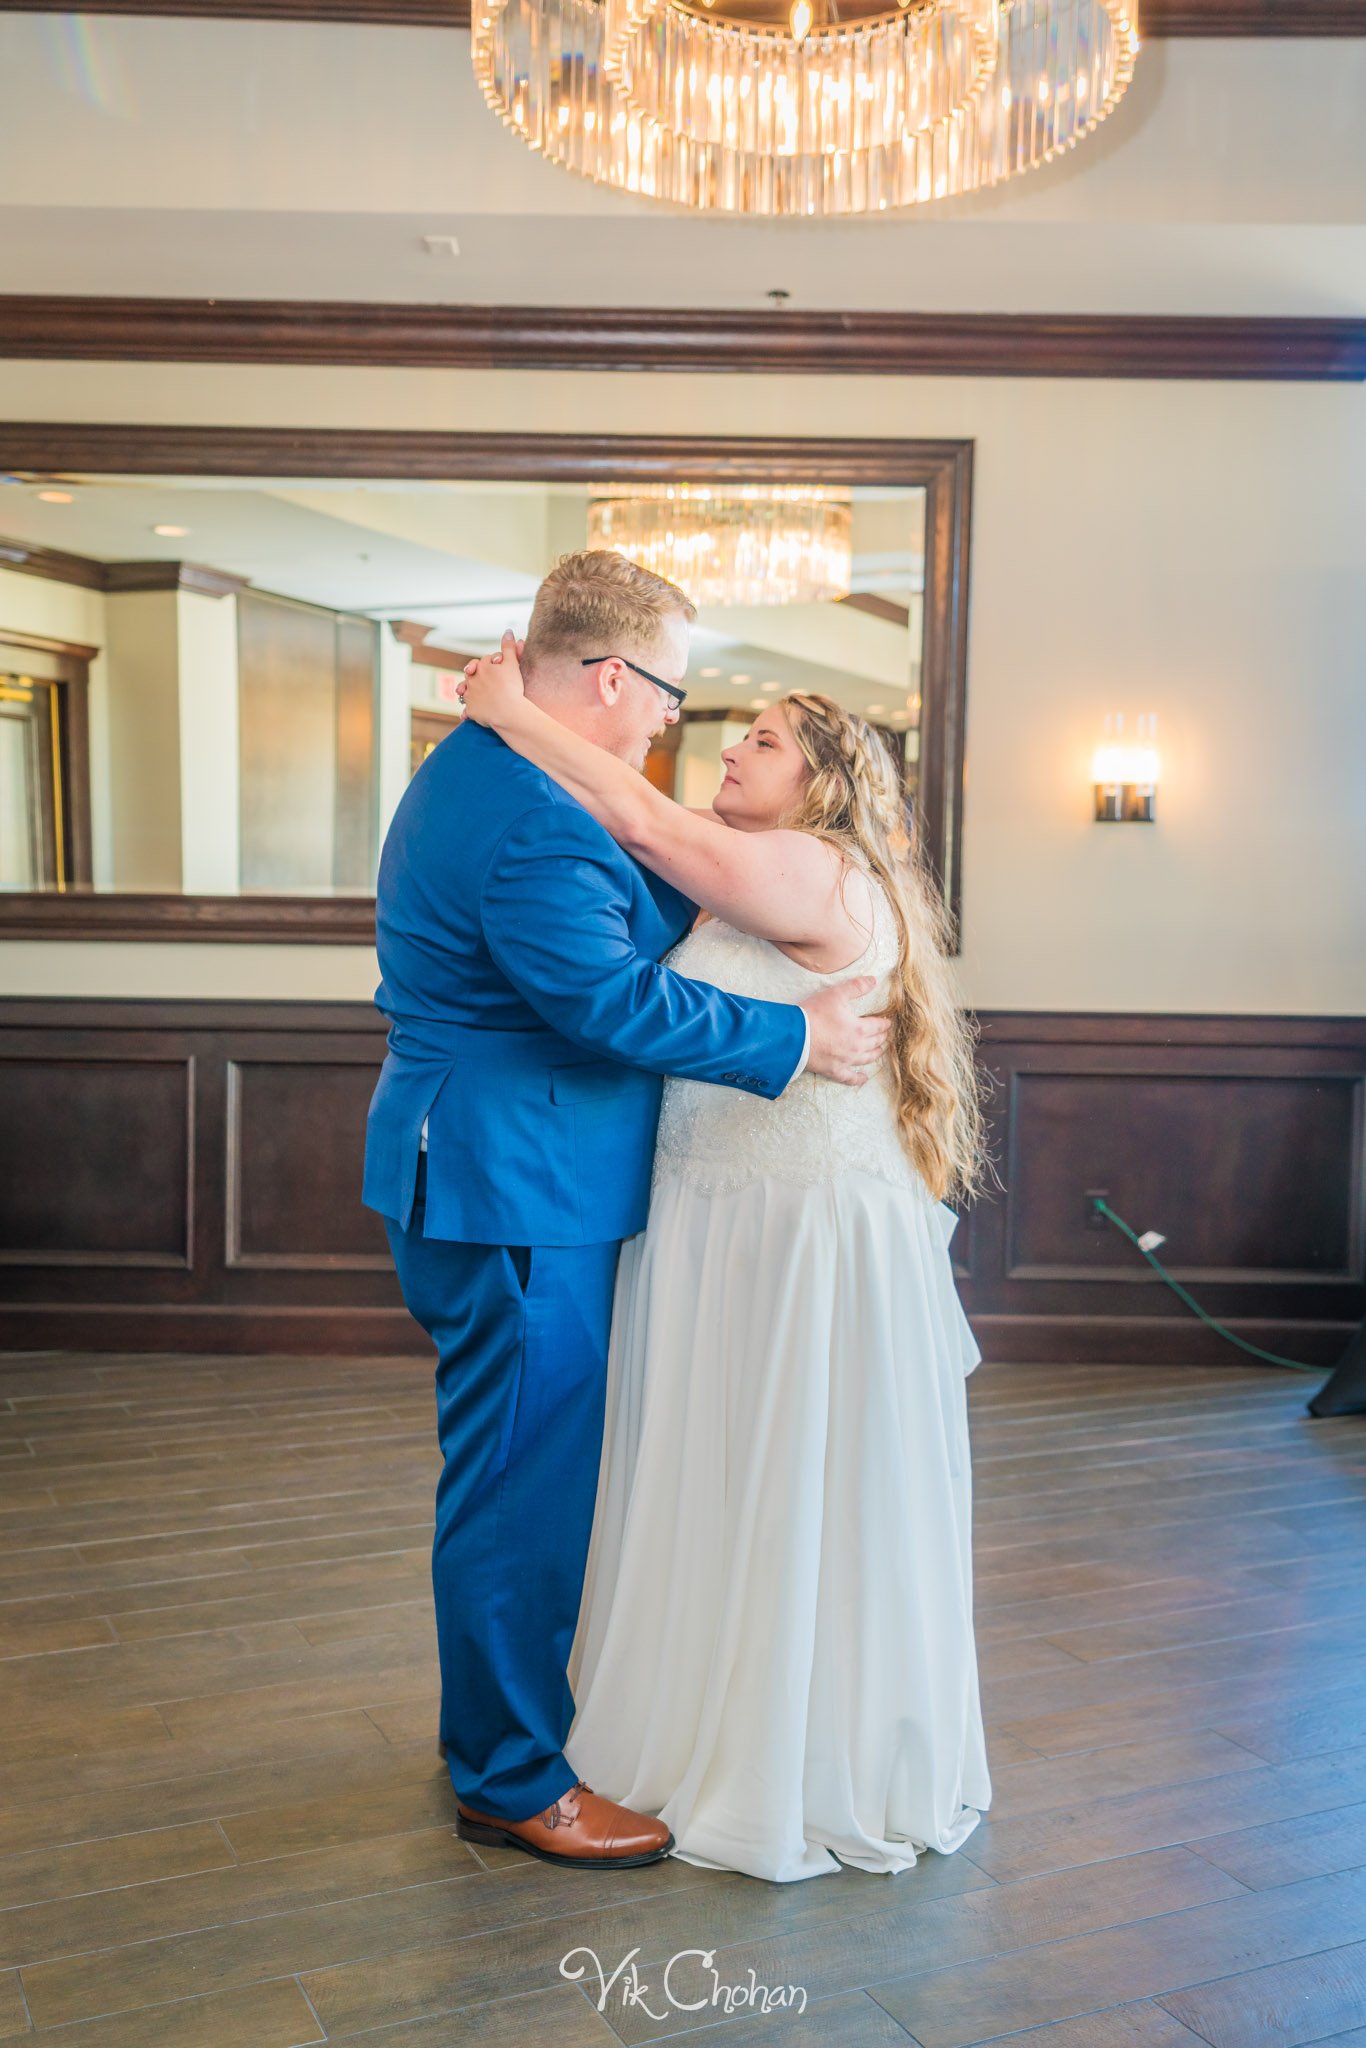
[581, 655, 687, 709]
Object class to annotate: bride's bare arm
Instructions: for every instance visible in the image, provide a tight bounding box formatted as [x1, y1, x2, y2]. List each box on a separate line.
[461, 637, 857, 950]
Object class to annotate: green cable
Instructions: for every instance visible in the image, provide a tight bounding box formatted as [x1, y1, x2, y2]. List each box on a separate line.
[1091, 1196, 1322, 1375]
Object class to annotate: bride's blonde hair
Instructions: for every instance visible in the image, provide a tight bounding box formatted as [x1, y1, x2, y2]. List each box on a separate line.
[778, 691, 985, 1203]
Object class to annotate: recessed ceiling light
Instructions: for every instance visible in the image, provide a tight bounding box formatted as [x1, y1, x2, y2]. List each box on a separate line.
[37, 489, 73, 504]
[866, 703, 887, 715]
[748, 698, 767, 710]
[759, 681, 781, 693]
[698, 666, 722, 678]
[152, 524, 190, 538]
[730, 673, 752, 685]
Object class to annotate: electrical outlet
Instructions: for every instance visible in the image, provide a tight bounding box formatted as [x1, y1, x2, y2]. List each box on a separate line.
[1085, 1188, 1110, 1231]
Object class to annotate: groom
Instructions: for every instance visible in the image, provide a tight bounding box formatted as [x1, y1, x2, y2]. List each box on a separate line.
[364, 550, 887, 1869]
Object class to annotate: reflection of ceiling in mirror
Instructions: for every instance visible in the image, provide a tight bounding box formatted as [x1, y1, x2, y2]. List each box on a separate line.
[0, 473, 924, 724]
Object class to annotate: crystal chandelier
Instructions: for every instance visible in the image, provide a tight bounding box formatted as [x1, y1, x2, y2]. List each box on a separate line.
[587, 485, 854, 607]
[473, 0, 1139, 216]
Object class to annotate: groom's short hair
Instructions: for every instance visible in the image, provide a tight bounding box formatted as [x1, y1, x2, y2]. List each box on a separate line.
[524, 550, 695, 672]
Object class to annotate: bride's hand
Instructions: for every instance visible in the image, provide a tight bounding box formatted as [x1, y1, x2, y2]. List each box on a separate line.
[458, 630, 527, 729]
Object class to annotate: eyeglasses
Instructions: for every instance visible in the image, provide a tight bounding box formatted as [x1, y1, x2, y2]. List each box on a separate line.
[581, 655, 687, 710]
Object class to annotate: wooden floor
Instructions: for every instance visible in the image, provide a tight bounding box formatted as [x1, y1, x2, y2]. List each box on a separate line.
[1, 1354, 1365, 2048]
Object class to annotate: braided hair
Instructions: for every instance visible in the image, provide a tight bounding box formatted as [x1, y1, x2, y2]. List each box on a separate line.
[778, 691, 984, 1204]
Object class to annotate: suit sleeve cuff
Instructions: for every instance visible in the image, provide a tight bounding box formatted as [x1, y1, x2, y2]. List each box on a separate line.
[788, 1013, 811, 1086]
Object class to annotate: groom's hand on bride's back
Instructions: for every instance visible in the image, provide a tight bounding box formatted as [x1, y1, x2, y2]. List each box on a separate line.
[800, 978, 891, 1088]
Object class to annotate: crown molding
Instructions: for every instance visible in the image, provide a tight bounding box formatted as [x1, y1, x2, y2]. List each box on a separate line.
[838, 592, 913, 628]
[389, 619, 480, 667]
[0, 535, 246, 598]
[0, 1, 463, 20]
[103, 560, 249, 597]
[1, 299, 1362, 381]
[0, 1, 1362, 31]
[1146, 0, 1366, 26]
[0, 535, 105, 590]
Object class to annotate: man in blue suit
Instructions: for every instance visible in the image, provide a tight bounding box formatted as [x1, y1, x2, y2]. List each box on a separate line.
[364, 551, 886, 1869]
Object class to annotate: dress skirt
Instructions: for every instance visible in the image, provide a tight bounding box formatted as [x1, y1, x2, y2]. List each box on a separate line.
[565, 1165, 992, 1884]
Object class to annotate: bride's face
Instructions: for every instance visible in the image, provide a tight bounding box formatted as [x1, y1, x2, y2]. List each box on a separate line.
[714, 710, 810, 832]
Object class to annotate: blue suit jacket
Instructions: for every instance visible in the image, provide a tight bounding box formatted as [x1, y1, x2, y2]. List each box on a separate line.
[362, 722, 806, 1247]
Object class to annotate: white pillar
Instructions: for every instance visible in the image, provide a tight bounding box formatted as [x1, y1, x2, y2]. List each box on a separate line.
[104, 590, 184, 892]
[177, 589, 240, 895]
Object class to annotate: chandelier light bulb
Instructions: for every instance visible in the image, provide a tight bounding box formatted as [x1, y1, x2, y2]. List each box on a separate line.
[589, 486, 853, 610]
[789, 0, 814, 43]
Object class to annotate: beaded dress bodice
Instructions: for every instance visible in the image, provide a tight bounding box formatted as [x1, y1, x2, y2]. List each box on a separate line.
[654, 883, 925, 1200]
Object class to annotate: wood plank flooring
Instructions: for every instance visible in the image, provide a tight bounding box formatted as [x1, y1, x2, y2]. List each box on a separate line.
[0, 1350, 1364, 2047]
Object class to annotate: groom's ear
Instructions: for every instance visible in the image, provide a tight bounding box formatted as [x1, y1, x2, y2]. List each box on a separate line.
[591, 659, 626, 707]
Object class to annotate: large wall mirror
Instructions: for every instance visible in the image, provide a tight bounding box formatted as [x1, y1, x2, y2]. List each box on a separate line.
[0, 432, 971, 941]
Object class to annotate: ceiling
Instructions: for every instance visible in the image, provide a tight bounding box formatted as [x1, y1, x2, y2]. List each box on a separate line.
[0, 17, 1362, 316]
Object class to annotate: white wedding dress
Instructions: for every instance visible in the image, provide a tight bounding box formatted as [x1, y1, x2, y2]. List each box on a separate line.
[565, 885, 992, 1883]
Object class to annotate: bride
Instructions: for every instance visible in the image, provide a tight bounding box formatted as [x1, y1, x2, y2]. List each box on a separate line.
[460, 632, 991, 1884]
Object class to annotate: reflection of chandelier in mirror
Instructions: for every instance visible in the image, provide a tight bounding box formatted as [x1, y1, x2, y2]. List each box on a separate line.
[587, 485, 854, 608]
[473, 0, 1138, 217]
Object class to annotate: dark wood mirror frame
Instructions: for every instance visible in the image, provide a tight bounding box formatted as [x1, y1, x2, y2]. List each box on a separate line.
[0, 427, 972, 945]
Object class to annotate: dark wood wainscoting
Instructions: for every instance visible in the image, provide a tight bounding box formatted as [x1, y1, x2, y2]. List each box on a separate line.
[0, 1001, 410, 1356]
[968, 1014, 1364, 1365]
[0, 1001, 1361, 1365]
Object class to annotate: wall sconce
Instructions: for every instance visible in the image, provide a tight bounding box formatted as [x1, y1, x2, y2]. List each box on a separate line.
[1093, 713, 1159, 823]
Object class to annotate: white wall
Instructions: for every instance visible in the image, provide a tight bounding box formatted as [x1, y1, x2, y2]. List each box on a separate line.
[0, 940, 378, 1000]
[1, 359, 1363, 1015]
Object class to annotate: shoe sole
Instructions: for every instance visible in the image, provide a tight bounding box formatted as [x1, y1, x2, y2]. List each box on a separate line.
[455, 1813, 675, 1868]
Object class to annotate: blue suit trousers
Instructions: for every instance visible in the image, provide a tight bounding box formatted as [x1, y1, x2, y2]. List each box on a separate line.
[386, 1158, 621, 1820]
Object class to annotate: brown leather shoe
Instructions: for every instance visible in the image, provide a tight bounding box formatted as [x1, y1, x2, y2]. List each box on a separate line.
[456, 1779, 674, 1868]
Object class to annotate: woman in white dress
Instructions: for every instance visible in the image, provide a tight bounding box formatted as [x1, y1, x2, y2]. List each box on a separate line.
[461, 634, 991, 1884]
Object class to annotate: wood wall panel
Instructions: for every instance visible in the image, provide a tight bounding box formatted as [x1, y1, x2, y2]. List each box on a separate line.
[1005, 1070, 1361, 1282]
[0, 1001, 1361, 1364]
[226, 1057, 392, 1269]
[0, 1055, 191, 1268]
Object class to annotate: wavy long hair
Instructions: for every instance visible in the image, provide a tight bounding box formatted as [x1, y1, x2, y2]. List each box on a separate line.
[778, 691, 985, 1204]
